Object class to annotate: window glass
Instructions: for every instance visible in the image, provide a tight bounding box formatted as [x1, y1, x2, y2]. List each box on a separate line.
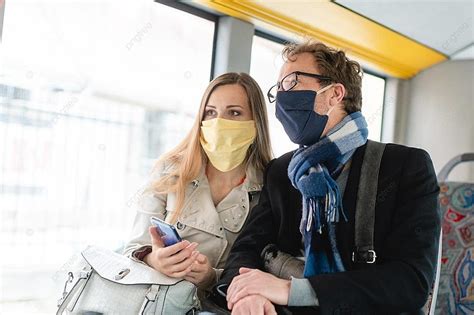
[0, 0, 215, 313]
[361, 73, 385, 141]
[250, 36, 296, 157]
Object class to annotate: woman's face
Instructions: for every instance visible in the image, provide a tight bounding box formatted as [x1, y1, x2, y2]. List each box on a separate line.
[203, 84, 253, 121]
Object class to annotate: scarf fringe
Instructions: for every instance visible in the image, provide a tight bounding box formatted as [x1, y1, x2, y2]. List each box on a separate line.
[303, 176, 347, 235]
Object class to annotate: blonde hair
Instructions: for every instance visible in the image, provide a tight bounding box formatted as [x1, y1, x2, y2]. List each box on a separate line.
[150, 72, 272, 222]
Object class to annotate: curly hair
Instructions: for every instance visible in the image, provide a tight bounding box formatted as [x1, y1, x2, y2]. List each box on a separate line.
[282, 41, 363, 113]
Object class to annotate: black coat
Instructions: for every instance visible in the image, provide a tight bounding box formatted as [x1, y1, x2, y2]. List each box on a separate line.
[216, 142, 441, 314]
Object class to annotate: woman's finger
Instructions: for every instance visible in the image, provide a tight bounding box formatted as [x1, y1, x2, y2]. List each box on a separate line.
[184, 274, 196, 282]
[148, 226, 164, 248]
[160, 240, 194, 257]
[196, 253, 208, 264]
[184, 271, 197, 278]
[163, 243, 199, 265]
[171, 264, 194, 278]
[169, 251, 199, 273]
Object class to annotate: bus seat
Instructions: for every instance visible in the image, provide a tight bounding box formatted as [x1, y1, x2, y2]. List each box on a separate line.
[433, 153, 474, 315]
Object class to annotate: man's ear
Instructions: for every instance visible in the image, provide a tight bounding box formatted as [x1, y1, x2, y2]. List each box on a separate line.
[330, 83, 346, 106]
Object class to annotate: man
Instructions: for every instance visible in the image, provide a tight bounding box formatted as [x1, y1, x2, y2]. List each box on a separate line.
[212, 41, 441, 314]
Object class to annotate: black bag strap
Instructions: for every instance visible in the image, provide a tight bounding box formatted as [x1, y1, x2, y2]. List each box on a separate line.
[352, 140, 386, 264]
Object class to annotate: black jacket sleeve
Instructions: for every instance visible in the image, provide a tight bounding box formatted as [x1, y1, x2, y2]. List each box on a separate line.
[309, 148, 441, 314]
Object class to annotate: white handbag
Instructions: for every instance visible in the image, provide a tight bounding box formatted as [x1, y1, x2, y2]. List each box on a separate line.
[56, 246, 200, 315]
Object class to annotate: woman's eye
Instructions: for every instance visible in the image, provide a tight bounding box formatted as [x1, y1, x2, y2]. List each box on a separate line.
[205, 109, 216, 116]
[230, 110, 241, 116]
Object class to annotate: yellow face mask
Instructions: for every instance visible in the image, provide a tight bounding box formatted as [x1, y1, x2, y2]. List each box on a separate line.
[200, 118, 256, 172]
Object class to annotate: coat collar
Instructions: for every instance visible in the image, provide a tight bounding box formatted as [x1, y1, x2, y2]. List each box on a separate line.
[160, 159, 264, 193]
[192, 163, 263, 193]
[177, 163, 263, 238]
[242, 164, 264, 193]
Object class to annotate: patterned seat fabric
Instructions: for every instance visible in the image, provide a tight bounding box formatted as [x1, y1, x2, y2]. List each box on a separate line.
[435, 182, 474, 315]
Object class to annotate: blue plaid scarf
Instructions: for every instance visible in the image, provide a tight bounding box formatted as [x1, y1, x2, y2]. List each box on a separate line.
[288, 111, 368, 277]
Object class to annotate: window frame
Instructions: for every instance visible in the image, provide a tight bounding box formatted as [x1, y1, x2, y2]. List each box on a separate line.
[155, 0, 219, 81]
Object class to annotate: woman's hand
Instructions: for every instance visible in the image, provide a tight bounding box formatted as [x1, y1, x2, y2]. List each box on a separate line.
[184, 253, 215, 288]
[143, 226, 200, 278]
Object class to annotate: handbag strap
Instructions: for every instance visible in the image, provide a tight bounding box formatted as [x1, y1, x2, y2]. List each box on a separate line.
[56, 268, 92, 315]
[138, 284, 161, 315]
[352, 140, 386, 264]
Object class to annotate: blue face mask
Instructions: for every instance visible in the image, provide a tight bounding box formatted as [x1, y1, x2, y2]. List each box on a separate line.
[275, 85, 333, 146]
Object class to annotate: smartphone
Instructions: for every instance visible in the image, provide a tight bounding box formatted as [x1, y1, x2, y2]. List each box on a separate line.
[150, 217, 182, 246]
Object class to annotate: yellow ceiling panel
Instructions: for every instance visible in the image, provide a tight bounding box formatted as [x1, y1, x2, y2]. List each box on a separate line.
[192, 0, 447, 78]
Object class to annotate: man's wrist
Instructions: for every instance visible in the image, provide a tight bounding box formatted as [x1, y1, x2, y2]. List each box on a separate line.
[288, 277, 319, 306]
[283, 279, 291, 305]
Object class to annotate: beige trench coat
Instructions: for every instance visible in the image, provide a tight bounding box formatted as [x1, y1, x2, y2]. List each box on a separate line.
[123, 161, 263, 281]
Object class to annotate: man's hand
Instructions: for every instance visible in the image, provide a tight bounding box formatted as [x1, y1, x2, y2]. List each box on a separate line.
[227, 268, 291, 310]
[231, 295, 277, 315]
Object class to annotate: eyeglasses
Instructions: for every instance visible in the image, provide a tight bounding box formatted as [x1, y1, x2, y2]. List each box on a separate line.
[267, 71, 332, 103]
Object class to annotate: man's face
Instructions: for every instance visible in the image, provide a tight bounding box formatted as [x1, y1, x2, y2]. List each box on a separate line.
[278, 52, 332, 115]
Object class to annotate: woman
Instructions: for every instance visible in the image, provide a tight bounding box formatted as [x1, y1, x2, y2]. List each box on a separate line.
[124, 72, 272, 292]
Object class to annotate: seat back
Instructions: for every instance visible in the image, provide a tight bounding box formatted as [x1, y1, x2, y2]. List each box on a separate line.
[434, 153, 474, 315]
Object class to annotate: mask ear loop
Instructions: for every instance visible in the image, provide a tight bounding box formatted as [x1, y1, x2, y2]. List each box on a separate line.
[316, 83, 335, 116]
[316, 83, 334, 95]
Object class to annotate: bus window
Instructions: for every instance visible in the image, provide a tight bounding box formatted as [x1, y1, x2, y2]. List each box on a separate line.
[0, 1, 214, 313]
[361, 72, 386, 142]
[250, 35, 296, 157]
